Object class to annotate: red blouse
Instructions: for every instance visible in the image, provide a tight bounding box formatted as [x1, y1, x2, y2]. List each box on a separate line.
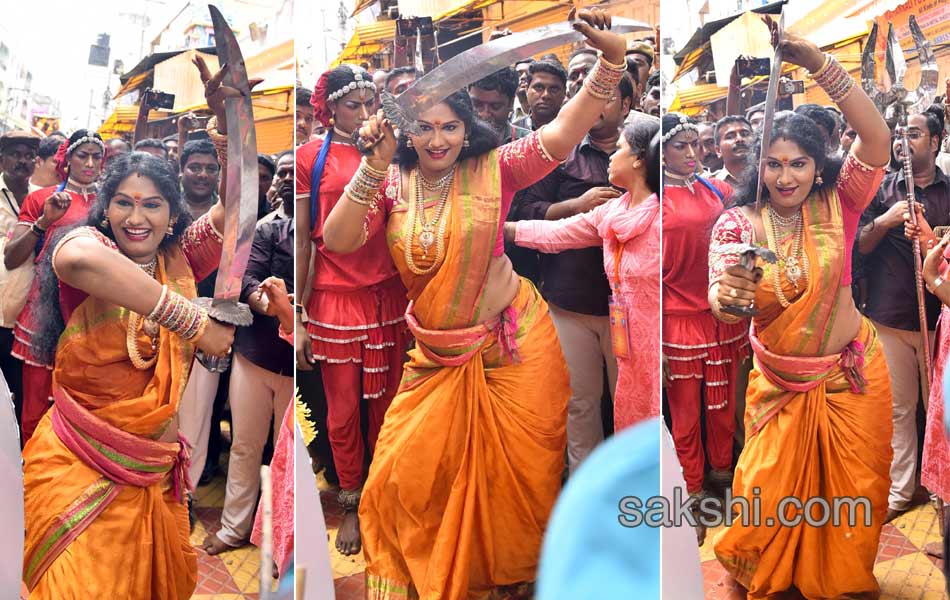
[296, 139, 400, 292]
[708, 153, 884, 287]
[662, 178, 733, 315]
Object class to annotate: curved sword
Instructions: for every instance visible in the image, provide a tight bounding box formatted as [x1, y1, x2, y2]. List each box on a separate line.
[209, 4, 258, 307]
[195, 4, 258, 372]
[378, 18, 652, 137]
[754, 9, 784, 211]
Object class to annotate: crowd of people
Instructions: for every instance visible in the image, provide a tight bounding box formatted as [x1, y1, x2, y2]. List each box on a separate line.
[0, 54, 295, 597]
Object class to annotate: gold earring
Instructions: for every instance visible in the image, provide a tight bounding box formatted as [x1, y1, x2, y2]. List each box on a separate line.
[167, 220, 176, 236]
[406, 138, 413, 148]
[329, 116, 335, 127]
[815, 175, 824, 186]
[463, 137, 470, 148]
[100, 216, 109, 228]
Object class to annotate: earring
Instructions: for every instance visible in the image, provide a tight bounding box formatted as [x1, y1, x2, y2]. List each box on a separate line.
[167, 220, 176, 236]
[815, 174, 824, 186]
[100, 216, 110, 228]
[329, 116, 335, 127]
[406, 138, 414, 148]
[463, 137, 470, 148]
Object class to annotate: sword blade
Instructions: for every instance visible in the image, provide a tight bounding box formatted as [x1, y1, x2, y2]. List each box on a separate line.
[388, 18, 651, 134]
[209, 4, 258, 302]
[755, 10, 784, 211]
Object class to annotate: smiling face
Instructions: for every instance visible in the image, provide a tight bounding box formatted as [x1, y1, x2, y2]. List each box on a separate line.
[329, 87, 378, 136]
[107, 173, 173, 263]
[181, 152, 219, 202]
[664, 130, 699, 177]
[68, 142, 104, 185]
[763, 137, 817, 215]
[408, 102, 466, 176]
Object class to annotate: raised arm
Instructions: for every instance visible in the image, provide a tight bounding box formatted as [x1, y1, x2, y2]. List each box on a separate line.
[773, 24, 889, 167]
[538, 9, 628, 161]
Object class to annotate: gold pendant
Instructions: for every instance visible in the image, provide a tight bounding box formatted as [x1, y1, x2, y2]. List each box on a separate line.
[418, 226, 435, 256]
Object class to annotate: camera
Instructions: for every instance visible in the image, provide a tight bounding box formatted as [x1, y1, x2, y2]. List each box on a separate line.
[735, 57, 771, 78]
[144, 88, 175, 110]
[779, 79, 805, 95]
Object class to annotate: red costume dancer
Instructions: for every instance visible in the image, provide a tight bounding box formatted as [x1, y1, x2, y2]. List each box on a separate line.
[661, 115, 746, 538]
[296, 65, 408, 555]
[10, 130, 103, 440]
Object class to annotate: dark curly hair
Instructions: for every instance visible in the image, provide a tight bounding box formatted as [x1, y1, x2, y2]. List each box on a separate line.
[622, 115, 661, 194]
[394, 89, 501, 167]
[32, 152, 195, 364]
[731, 112, 843, 208]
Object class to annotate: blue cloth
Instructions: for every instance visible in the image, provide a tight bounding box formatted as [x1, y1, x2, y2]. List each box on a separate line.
[537, 417, 660, 600]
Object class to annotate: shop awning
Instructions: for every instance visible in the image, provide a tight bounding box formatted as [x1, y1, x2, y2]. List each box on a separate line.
[97, 106, 165, 138]
[672, 0, 786, 82]
[332, 20, 398, 67]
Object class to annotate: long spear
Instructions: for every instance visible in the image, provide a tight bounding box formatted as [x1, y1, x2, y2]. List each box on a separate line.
[863, 15, 941, 530]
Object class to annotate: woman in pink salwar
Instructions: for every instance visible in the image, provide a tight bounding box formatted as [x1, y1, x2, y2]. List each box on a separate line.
[507, 116, 661, 430]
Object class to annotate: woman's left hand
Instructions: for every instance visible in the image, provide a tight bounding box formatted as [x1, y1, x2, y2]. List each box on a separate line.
[570, 8, 626, 65]
[192, 54, 264, 133]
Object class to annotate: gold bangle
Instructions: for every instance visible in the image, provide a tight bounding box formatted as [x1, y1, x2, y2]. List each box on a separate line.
[808, 53, 833, 80]
[598, 54, 627, 71]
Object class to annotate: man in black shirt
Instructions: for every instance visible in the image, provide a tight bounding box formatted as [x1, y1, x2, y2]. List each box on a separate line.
[509, 73, 634, 473]
[204, 151, 295, 554]
[859, 107, 950, 521]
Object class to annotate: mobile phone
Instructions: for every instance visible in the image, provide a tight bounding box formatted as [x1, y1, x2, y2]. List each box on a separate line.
[735, 57, 771, 78]
[145, 88, 175, 110]
[780, 79, 805, 95]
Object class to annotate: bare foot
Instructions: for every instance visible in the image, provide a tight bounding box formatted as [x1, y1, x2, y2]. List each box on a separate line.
[201, 533, 238, 556]
[336, 509, 362, 555]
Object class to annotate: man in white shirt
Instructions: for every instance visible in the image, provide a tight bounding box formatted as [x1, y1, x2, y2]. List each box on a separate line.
[0, 130, 39, 423]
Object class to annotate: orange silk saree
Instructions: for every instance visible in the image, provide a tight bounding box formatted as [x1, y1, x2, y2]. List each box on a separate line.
[712, 189, 892, 599]
[23, 243, 198, 599]
[360, 150, 570, 599]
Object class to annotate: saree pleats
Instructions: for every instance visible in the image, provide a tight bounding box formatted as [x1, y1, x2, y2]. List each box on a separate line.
[362, 151, 570, 598]
[713, 191, 892, 599]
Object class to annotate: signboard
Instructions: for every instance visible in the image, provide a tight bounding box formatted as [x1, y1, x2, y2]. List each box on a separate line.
[875, 0, 950, 52]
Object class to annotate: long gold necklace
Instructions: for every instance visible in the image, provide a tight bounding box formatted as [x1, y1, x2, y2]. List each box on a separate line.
[403, 166, 454, 275]
[763, 204, 809, 307]
[127, 257, 160, 370]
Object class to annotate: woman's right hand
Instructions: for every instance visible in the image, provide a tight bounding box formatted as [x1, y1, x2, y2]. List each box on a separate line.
[358, 109, 397, 171]
[40, 191, 71, 228]
[194, 318, 235, 357]
[717, 265, 763, 311]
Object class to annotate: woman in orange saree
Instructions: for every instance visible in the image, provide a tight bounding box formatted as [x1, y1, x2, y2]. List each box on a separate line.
[321, 10, 629, 597]
[21, 59, 236, 599]
[707, 30, 893, 599]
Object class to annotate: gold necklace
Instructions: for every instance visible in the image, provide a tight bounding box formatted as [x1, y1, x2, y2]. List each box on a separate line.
[127, 258, 160, 370]
[404, 166, 454, 275]
[763, 204, 809, 307]
[418, 167, 455, 192]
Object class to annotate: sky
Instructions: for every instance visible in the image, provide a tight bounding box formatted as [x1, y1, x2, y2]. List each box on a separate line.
[2, 0, 179, 130]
